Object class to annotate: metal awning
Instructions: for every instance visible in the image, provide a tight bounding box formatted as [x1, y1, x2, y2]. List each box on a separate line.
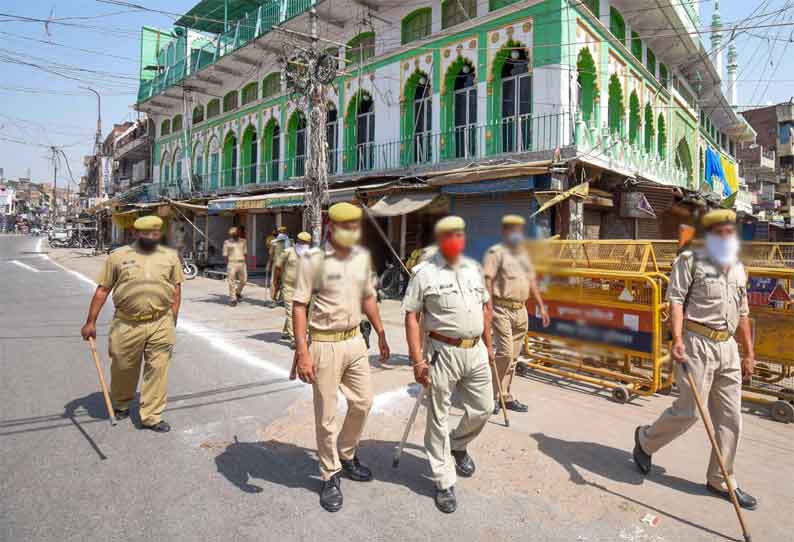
[368, 192, 438, 217]
[209, 191, 305, 212]
[175, 0, 266, 34]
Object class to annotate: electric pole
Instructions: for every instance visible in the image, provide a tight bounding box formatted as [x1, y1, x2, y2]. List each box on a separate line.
[51, 146, 58, 226]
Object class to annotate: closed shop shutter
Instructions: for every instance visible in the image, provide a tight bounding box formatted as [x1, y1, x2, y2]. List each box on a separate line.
[584, 209, 601, 239]
[637, 218, 661, 239]
[452, 193, 533, 261]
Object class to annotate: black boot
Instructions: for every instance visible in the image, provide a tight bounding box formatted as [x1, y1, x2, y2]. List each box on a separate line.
[451, 449, 476, 478]
[320, 472, 343, 512]
[505, 399, 529, 412]
[142, 420, 171, 433]
[633, 426, 652, 475]
[340, 455, 373, 482]
[706, 484, 758, 510]
[113, 408, 130, 421]
[435, 486, 457, 514]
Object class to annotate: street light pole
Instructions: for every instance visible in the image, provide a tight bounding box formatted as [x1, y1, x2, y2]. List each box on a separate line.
[81, 86, 103, 197]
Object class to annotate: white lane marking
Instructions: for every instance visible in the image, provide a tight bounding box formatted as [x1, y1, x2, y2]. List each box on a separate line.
[11, 260, 41, 272]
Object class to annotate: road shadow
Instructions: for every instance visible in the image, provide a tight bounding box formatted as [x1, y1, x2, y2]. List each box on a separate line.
[370, 353, 411, 369]
[63, 392, 117, 460]
[248, 331, 290, 345]
[192, 293, 237, 306]
[214, 438, 432, 497]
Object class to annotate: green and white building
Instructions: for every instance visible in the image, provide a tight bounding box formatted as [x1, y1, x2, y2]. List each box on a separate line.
[134, 0, 755, 261]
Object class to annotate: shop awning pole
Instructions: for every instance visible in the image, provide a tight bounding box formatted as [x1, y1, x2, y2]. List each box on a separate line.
[361, 204, 412, 276]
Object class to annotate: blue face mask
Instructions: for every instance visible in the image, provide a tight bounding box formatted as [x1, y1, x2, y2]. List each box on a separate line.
[505, 231, 524, 247]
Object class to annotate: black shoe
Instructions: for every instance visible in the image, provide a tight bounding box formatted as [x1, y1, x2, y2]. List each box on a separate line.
[515, 361, 529, 376]
[505, 399, 529, 413]
[451, 449, 475, 478]
[706, 484, 758, 510]
[340, 455, 373, 482]
[142, 420, 171, 433]
[320, 473, 343, 512]
[493, 403, 501, 416]
[633, 426, 652, 475]
[230, 300, 238, 307]
[434, 486, 457, 514]
[113, 408, 129, 421]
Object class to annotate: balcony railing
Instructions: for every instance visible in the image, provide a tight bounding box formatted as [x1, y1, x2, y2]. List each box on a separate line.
[138, 1, 316, 102]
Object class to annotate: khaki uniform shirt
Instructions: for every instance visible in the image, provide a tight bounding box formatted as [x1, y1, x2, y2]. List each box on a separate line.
[667, 249, 749, 335]
[275, 247, 300, 289]
[96, 243, 185, 318]
[293, 244, 376, 332]
[402, 252, 490, 339]
[269, 240, 285, 268]
[482, 243, 535, 302]
[223, 238, 247, 263]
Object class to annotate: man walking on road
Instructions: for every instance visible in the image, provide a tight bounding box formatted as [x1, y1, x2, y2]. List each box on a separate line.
[292, 202, 390, 513]
[223, 227, 247, 306]
[482, 215, 549, 415]
[272, 231, 311, 347]
[633, 209, 758, 510]
[403, 216, 495, 514]
[80, 215, 184, 433]
[269, 226, 290, 305]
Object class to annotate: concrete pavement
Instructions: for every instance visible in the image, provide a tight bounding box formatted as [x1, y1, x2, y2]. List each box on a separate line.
[1, 235, 792, 542]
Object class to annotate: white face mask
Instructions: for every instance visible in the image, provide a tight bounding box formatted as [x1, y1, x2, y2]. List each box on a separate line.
[295, 244, 309, 257]
[705, 233, 740, 267]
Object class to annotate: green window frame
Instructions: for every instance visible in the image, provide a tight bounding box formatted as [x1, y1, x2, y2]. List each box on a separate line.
[610, 7, 626, 43]
[489, 0, 520, 10]
[346, 32, 375, 66]
[207, 99, 220, 119]
[577, 47, 598, 125]
[631, 32, 642, 61]
[161, 119, 171, 136]
[442, 0, 476, 30]
[223, 90, 238, 113]
[582, 0, 599, 15]
[607, 74, 624, 136]
[628, 91, 640, 146]
[262, 72, 281, 100]
[644, 103, 655, 155]
[646, 49, 656, 77]
[241, 82, 258, 106]
[192, 105, 204, 124]
[659, 64, 669, 87]
[172, 115, 183, 133]
[401, 8, 432, 45]
[657, 113, 666, 159]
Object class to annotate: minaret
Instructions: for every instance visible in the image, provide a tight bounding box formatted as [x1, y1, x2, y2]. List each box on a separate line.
[727, 42, 738, 108]
[711, 1, 724, 81]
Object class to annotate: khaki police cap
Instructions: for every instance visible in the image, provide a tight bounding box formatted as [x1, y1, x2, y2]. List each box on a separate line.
[278, 226, 288, 233]
[297, 231, 312, 243]
[133, 215, 163, 231]
[434, 215, 466, 235]
[702, 209, 736, 229]
[502, 214, 526, 226]
[328, 202, 362, 222]
[228, 227, 238, 236]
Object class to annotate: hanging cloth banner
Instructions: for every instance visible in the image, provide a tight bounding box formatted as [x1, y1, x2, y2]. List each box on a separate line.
[531, 182, 589, 218]
[720, 155, 739, 196]
[704, 147, 729, 197]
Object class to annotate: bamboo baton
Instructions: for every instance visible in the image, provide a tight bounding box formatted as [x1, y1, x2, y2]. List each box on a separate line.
[393, 351, 439, 468]
[88, 337, 117, 427]
[491, 360, 510, 427]
[681, 363, 751, 542]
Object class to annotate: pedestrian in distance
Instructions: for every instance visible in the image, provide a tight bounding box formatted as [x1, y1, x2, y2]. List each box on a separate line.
[633, 209, 758, 510]
[482, 215, 550, 415]
[80, 215, 184, 432]
[292, 202, 390, 513]
[402, 216, 496, 514]
[269, 226, 290, 305]
[223, 227, 247, 306]
[272, 231, 312, 348]
[264, 228, 277, 289]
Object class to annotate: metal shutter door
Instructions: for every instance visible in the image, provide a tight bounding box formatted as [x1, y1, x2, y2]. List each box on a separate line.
[452, 194, 531, 261]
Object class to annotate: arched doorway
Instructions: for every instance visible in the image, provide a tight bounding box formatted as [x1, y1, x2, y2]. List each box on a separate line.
[657, 114, 666, 159]
[261, 118, 281, 183]
[287, 110, 307, 178]
[344, 90, 375, 171]
[222, 131, 237, 187]
[607, 74, 624, 136]
[327, 104, 339, 174]
[452, 60, 477, 158]
[628, 90, 640, 146]
[161, 151, 170, 185]
[644, 104, 654, 155]
[577, 48, 597, 125]
[241, 125, 258, 184]
[675, 138, 693, 184]
[402, 70, 432, 164]
[193, 141, 204, 190]
[499, 46, 531, 153]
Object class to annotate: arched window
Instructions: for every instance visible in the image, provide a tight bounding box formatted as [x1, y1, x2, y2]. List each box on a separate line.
[657, 114, 666, 159]
[675, 138, 693, 184]
[262, 72, 281, 99]
[646, 49, 656, 77]
[173, 149, 183, 187]
[356, 94, 375, 170]
[413, 77, 433, 163]
[453, 61, 477, 158]
[402, 8, 432, 45]
[161, 151, 170, 184]
[241, 82, 258, 106]
[610, 7, 626, 42]
[223, 90, 238, 113]
[500, 48, 531, 153]
[192, 105, 205, 124]
[577, 48, 597, 125]
[644, 103, 655, 155]
[442, 0, 476, 29]
[346, 32, 375, 66]
[261, 118, 281, 183]
[241, 125, 258, 184]
[327, 105, 339, 174]
[288, 110, 308, 178]
[628, 91, 640, 146]
[607, 74, 624, 136]
[207, 99, 220, 119]
[222, 131, 237, 186]
[193, 141, 204, 190]
[161, 119, 171, 136]
[172, 114, 183, 133]
[208, 137, 220, 190]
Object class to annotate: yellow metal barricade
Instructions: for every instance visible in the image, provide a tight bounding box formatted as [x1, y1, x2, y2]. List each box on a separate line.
[523, 254, 671, 403]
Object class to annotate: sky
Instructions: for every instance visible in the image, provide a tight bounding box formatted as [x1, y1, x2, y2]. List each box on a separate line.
[0, 0, 792, 187]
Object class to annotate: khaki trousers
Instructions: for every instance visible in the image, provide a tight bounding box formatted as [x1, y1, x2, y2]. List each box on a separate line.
[108, 313, 176, 426]
[491, 305, 528, 402]
[282, 285, 294, 339]
[639, 333, 743, 490]
[311, 335, 372, 480]
[227, 261, 247, 299]
[425, 339, 494, 490]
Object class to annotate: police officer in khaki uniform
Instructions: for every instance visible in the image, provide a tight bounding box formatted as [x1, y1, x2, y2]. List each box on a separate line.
[292, 202, 390, 513]
[633, 210, 758, 509]
[269, 226, 290, 304]
[81, 215, 184, 433]
[223, 227, 247, 306]
[482, 215, 549, 414]
[403, 216, 495, 514]
[272, 231, 311, 346]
